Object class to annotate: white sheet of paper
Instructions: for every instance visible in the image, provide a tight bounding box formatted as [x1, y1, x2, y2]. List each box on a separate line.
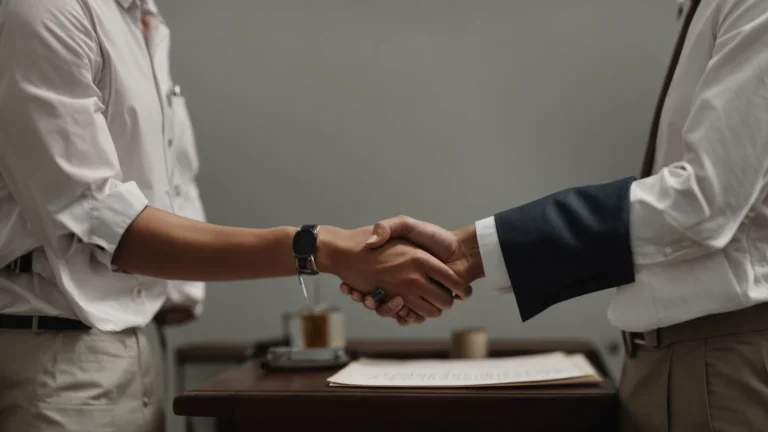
[327, 351, 601, 388]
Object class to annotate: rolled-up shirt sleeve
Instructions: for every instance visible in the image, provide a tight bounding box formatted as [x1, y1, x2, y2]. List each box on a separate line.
[0, 1, 148, 259]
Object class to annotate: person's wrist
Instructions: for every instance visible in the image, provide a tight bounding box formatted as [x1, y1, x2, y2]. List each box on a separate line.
[315, 225, 355, 276]
[454, 224, 484, 282]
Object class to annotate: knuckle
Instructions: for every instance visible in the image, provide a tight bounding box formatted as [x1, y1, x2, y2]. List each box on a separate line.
[394, 215, 414, 230]
[409, 253, 430, 270]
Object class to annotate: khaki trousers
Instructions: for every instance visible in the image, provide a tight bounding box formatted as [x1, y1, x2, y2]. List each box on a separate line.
[619, 303, 768, 432]
[0, 327, 164, 432]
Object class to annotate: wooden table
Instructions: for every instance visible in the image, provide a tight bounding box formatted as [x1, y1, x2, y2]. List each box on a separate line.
[174, 339, 618, 431]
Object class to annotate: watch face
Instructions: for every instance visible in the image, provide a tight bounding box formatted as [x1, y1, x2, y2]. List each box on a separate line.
[293, 228, 317, 257]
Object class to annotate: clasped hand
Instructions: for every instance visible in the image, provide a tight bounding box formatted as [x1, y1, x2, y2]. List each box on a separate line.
[332, 217, 482, 326]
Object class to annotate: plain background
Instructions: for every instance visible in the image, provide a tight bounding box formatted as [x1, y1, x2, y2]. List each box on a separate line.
[150, 1, 682, 430]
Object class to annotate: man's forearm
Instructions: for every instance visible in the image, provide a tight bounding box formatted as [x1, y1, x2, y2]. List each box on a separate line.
[493, 177, 636, 320]
[113, 207, 467, 318]
[112, 206, 353, 281]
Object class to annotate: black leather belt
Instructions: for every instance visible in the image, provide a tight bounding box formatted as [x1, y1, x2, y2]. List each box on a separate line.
[0, 253, 89, 331]
[0, 314, 90, 331]
[3, 252, 33, 274]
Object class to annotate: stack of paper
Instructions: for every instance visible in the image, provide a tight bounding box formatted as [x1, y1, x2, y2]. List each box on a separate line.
[327, 351, 602, 388]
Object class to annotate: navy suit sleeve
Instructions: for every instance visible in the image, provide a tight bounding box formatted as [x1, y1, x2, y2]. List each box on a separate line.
[495, 177, 636, 321]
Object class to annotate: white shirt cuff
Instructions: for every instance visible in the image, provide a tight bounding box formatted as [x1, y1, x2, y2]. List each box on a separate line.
[475, 216, 513, 291]
[58, 179, 149, 254]
[89, 181, 149, 253]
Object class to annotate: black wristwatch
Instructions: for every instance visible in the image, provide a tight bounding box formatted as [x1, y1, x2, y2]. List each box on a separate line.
[292, 224, 320, 275]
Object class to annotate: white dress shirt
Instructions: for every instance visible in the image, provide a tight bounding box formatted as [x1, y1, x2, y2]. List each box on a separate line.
[477, 0, 768, 332]
[0, 0, 205, 331]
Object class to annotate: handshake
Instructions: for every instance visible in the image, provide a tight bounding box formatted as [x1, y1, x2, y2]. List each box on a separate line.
[316, 216, 485, 326]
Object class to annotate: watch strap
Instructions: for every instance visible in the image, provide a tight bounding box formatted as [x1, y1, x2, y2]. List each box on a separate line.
[296, 255, 319, 275]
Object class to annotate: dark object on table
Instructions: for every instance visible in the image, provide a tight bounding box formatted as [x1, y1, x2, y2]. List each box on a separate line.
[260, 346, 350, 371]
[249, 337, 290, 357]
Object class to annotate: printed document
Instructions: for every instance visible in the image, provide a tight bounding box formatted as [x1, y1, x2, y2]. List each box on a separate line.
[327, 351, 602, 388]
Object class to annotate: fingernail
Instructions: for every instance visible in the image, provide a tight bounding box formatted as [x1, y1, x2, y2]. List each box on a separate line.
[366, 234, 378, 244]
[390, 297, 403, 309]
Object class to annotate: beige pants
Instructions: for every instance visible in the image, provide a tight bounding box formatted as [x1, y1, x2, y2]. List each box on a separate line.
[0, 327, 164, 432]
[619, 305, 768, 432]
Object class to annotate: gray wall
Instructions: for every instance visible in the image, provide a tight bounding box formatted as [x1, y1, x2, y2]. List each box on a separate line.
[155, 1, 681, 430]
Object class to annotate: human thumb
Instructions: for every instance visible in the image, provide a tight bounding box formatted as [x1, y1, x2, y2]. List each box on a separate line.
[365, 221, 393, 248]
[365, 216, 417, 248]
